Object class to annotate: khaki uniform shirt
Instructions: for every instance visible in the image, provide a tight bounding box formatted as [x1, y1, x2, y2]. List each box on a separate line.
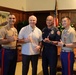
[0, 25, 18, 48]
[62, 26, 76, 51]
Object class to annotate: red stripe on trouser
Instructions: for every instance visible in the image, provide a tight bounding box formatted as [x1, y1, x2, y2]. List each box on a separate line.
[68, 52, 70, 75]
[2, 48, 4, 75]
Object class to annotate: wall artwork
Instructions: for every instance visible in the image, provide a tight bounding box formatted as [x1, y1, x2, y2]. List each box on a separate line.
[0, 11, 10, 28]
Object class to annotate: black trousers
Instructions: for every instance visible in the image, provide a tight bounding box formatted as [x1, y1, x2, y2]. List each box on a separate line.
[42, 47, 57, 75]
[22, 54, 39, 75]
[0, 48, 17, 75]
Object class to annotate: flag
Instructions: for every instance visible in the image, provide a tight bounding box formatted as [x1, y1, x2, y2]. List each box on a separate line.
[54, 0, 58, 26]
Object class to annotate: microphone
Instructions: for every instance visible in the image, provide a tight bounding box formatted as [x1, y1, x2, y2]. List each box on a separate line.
[32, 30, 33, 32]
[32, 29, 34, 32]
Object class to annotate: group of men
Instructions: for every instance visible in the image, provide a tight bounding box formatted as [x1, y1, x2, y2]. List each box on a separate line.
[0, 14, 76, 75]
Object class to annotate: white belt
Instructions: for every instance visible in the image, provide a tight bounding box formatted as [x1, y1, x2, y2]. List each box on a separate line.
[62, 49, 73, 52]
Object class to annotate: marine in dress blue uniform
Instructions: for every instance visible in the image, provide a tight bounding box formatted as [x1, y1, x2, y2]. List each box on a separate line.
[58, 16, 76, 75]
[0, 14, 18, 75]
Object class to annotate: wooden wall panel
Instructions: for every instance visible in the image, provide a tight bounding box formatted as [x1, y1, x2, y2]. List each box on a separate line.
[59, 10, 76, 21]
[0, 6, 76, 31]
[58, 10, 76, 29]
[59, 12, 69, 22]
[70, 12, 76, 24]
[0, 6, 28, 28]
[34, 12, 50, 30]
[25, 10, 76, 30]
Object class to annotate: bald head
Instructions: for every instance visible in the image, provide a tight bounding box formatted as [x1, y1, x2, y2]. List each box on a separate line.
[46, 15, 54, 27]
[29, 15, 37, 22]
[46, 16, 54, 21]
[28, 15, 37, 28]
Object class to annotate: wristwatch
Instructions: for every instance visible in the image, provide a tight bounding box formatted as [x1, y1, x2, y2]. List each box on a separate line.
[50, 41, 53, 44]
[63, 44, 66, 47]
